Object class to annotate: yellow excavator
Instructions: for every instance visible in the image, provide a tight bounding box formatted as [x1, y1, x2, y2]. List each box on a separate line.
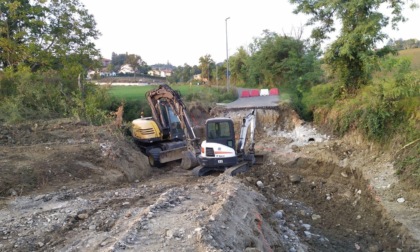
[131, 84, 201, 168]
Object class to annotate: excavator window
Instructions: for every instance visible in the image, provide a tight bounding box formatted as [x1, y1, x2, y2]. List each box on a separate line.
[206, 120, 235, 148]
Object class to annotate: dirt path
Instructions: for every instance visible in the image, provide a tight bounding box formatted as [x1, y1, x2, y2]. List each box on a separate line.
[1, 107, 419, 251]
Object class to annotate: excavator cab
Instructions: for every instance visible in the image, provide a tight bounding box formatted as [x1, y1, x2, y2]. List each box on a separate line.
[197, 118, 239, 170]
[206, 118, 236, 149]
[158, 100, 184, 141]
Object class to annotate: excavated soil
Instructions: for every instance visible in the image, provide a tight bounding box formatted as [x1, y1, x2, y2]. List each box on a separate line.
[0, 105, 419, 252]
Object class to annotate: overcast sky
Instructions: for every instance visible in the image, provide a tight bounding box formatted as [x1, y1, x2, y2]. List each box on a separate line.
[80, 0, 420, 66]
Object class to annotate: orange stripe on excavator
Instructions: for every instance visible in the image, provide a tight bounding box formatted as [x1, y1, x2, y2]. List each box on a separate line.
[214, 151, 233, 154]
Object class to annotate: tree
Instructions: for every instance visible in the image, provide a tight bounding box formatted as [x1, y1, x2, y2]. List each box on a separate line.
[198, 54, 214, 83]
[229, 46, 249, 86]
[289, 0, 417, 94]
[111, 53, 126, 72]
[0, 0, 100, 72]
[244, 30, 320, 88]
[125, 53, 142, 79]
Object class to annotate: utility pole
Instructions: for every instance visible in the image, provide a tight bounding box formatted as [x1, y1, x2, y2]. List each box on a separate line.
[225, 17, 230, 91]
[216, 64, 218, 87]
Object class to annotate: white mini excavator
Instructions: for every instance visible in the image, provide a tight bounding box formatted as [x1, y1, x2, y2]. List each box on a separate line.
[193, 109, 263, 176]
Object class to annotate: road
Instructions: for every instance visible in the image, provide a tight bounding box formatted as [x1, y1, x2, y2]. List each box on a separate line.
[224, 88, 280, 109]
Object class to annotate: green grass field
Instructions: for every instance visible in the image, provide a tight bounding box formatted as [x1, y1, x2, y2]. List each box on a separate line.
[109, 84, 205, 101]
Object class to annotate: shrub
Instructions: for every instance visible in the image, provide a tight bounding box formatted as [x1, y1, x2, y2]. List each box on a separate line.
[0, 66, 113, 125]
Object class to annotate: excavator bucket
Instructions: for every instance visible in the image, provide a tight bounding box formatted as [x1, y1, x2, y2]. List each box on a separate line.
[181, 150, 199, 170]
[159, 146, 187, 164]
[254, 154, 265, 165]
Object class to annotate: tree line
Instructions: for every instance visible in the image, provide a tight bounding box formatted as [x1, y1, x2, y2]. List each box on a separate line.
[0, 0, 417, 125]
[0, 0, 104, 123]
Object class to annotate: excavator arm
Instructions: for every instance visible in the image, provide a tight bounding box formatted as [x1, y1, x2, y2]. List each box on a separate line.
[236, 109, 256, 155]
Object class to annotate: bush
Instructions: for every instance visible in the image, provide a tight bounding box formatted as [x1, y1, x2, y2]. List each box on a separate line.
[296, 83, 335, 121]
[0, 67, 69, 123]
[0, 66, 112, 125]
[301, 56, 420, 143]
[395, 141, 420, 189]
[71, 83, 112, 125]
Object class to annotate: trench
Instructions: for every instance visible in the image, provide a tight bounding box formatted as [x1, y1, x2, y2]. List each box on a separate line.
[215, 105, 417, 251]
[239, 157, 416, 251]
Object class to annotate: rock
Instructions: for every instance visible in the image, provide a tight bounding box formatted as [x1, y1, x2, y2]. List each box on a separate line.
[289, 174, 301, 184]
[244, 248, 261, 252]
[341, 158, 349, 167]
[274, 210, 284, 219]
[291, 145, 300, 152]
[165, 229, 173, 238]
[304, 231, 312, 238]
[368, 244, 380, 252]
[256, 181, 264, 188]
[311, 214, 321, 220]
[8, 188, 17, 197]
[302, 224, 311, 231]
[356, 215, 361, 220]
[397, 198, 405, 203]
[37, 242, 44, 247]
[77, 213, 88, 220]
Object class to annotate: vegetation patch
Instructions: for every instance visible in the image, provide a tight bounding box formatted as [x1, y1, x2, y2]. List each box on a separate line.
[395, 140, 420, 189]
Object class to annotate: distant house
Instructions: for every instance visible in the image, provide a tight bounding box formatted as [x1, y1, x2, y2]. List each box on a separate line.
[86, 58, 115, 79]
[100, 71, 116, 77]
[193, 74, 208, 83]
[148, 68, 172, 77]
[119, 64, 134, 74]
[87, 70, 96, 79]
[161, 69, 172, 77]
[102, 58, 111, 67]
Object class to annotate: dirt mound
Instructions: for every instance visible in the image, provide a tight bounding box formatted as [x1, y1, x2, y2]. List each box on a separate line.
[0, 119, 151, 197]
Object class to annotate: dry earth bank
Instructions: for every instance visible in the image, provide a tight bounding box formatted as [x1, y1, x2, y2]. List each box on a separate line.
[0, 104, 419, 251]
